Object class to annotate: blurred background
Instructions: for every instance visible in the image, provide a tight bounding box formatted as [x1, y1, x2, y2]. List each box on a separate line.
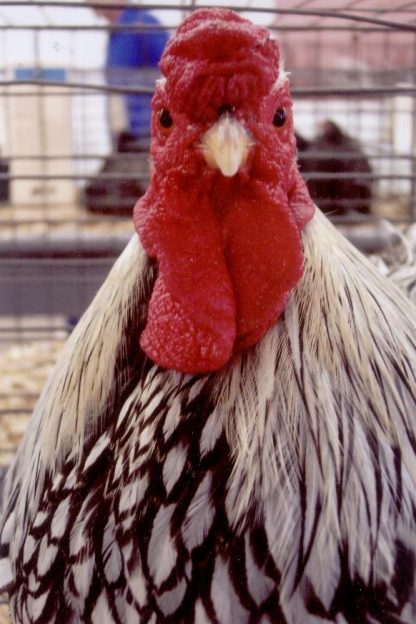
[0, 1, 415, 563]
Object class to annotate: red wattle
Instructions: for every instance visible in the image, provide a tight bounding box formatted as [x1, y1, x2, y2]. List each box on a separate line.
[134, 183, 237, 373]
[220, 183, 304, 351]
[140, 275, 235, 373]
[134, 170, 312, 373]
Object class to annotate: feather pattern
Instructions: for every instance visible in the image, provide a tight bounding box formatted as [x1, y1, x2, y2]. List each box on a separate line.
[1, 209, 415, 623]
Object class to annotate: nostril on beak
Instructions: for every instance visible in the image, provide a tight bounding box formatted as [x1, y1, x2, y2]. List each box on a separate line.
[218, 104, 235, 117]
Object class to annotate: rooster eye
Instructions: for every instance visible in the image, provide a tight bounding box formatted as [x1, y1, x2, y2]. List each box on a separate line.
[159, 109, 173, 132]
[273, 108, 286, 128]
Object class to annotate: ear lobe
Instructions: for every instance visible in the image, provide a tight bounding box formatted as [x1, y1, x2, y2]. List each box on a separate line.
[288, 169, 316, 230]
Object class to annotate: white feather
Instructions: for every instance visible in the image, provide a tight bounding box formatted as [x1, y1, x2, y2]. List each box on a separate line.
[28, 572, 40, 593]
[0, 557, 13, 591]
[199, 409, 223, 457]
[0, 510, 15, 545]
[32, 510, 48, 530]
[27, 591, 48, 620]
[112, 453, 124, 483]
[156, 577, 187, 616]
[22, 535, 37, 565]
[244, 533, 274, 606]
[274, 58, 289, 89]
[163, 397, 182, 441]
[37, 536, 58, 577]
[51, 495, 71, 539]
[163, 443, 187, 495]
[155, 76, 166, 89]
[83, 434, 110, 471]
[125, 602, 141, 624]
[91, 592, 117, 624]
[194, 599, 211, 624]
[118, 475, 148, 514]
[211, 556, 249, 624]
[102, 514, 122, 584]
[69, 491, 96, 558]
[182, 472, 214, 550]
[31, 234, 147, 467]
[148, 504, 177, 588]
[72, 557, 95, 602]
[128, 564, 147, 608]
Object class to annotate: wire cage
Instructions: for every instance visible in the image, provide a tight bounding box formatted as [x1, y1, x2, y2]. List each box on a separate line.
[0, 1, 415, 565]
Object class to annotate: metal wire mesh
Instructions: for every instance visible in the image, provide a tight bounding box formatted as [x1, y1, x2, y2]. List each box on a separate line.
[0, 0, 416, 467]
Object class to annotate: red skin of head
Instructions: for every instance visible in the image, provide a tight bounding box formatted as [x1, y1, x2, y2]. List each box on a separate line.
[134, 9, 315, 373]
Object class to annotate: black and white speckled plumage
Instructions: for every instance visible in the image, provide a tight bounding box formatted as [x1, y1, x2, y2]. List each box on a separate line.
[1, 210, 416, 624]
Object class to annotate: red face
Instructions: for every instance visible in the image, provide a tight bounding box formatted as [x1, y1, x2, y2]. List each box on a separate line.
[134, 9, 315, 373]
[149, 74, 297, 193]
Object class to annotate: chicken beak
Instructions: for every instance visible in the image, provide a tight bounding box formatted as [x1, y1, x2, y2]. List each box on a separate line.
[201, 114, 252, 177]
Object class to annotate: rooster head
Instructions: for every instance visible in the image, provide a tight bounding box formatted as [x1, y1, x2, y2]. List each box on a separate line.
[134, 8, 315, 373]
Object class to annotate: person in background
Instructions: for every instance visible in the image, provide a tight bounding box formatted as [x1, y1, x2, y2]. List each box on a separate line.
[85, 1, 168, 214]
[95, 0, 168, 143]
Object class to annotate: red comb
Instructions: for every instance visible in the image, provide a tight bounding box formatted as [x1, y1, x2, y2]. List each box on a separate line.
[160, 9, 280, 120]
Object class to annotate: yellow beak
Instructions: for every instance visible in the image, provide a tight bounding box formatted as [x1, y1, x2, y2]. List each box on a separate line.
[201, 115, 252, 177]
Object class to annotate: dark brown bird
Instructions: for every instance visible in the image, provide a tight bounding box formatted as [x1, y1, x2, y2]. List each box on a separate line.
[297, 120, 373, 216]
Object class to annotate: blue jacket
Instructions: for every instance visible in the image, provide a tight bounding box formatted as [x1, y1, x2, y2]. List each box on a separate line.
[107, 9, 168, 139]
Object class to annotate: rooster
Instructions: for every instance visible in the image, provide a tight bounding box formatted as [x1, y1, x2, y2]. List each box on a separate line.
[1, 9, 415, 624]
